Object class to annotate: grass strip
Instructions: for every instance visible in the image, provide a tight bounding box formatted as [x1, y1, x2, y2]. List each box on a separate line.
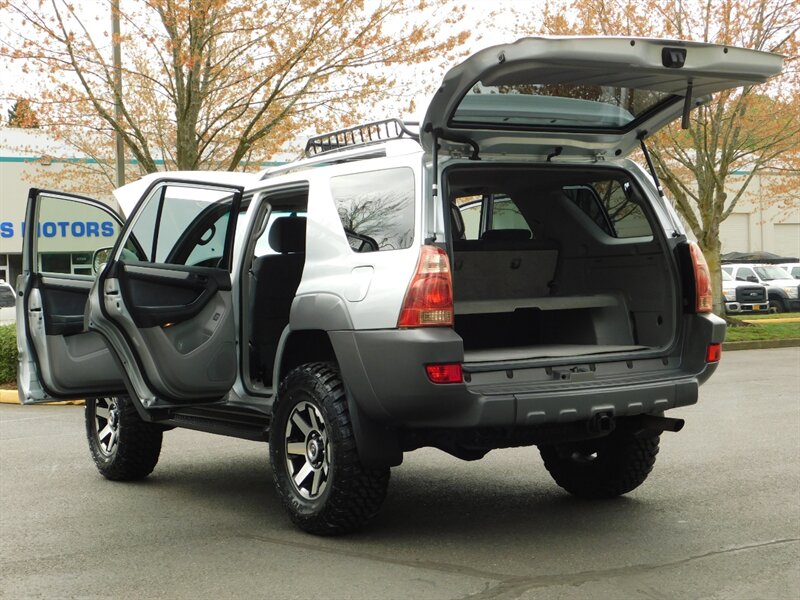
[725, 321, 800, 342]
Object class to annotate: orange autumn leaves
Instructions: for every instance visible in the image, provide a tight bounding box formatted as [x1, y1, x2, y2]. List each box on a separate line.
[0, 0, 470, 187]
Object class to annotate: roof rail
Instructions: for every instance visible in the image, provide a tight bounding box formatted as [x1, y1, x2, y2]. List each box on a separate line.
[304, 119, 419, 158]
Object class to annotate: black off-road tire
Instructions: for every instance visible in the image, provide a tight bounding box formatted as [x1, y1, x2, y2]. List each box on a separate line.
[85, 396, 163, 481]
[539, 432, 660, 499]
[270, 362, 390, 536]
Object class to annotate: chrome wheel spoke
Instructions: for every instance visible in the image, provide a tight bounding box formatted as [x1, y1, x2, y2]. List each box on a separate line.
[311, 468, 322, 496]
[308, 407, 320, 431]
[291, 412, 312, 437]
[106, 431, 118, 454]
[94, 405, 110, 419]
[98, 424, 113, 444]
[286, 442, 306, 456]
[293, 461, 313, 488]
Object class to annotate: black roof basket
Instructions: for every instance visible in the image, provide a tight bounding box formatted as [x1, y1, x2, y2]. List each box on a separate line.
[304, 118, 419, 158]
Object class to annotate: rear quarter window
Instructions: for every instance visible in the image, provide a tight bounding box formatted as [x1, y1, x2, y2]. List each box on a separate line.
[330, 168, 415, 252]
[564, 180, 652, 239]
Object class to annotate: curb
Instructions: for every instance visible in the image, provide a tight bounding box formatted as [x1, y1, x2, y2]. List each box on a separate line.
[722, 338, 800, 351]
[0, 389, 83, 406]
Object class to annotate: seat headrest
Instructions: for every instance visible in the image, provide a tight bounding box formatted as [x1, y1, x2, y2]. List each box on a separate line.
[450, 203, 466, 240]
[480, 228, 532, 242]
[268, 216, 307, 253]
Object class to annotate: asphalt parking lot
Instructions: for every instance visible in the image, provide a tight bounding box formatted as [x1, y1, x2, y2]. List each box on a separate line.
[1, 347, 798, 599]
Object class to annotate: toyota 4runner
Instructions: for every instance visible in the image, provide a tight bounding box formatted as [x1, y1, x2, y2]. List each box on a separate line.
[16, 37, 781, 535]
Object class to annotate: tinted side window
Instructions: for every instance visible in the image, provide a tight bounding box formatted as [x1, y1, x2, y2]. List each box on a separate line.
[489, 195, 530, 233]
[331, 168, 415, 252]
[565, 180, 652, 239]
[455, 194, 532, 241]
[122, 184, 234, 267]
[35, 194, 121, 276]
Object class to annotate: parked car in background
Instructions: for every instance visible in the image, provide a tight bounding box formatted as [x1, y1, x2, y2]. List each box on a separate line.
[0, 280, 16, 324]
[721, 270, 769, 314]
[721, 264, 800, 313]
[777, 262, 800, 280]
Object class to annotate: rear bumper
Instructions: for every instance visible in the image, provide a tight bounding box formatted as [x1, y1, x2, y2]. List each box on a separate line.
[330, 314, 723, 428]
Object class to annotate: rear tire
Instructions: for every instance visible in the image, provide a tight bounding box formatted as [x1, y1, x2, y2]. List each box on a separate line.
[85, 396, 163, 481]
[270, 362, 390, 535]
[539, 432, 659, 499]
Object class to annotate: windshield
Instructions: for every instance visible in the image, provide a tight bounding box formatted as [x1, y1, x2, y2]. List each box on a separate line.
[722, 271, 733, 282]
[452, 83, 675, 130]
[754, 266, 791, 280]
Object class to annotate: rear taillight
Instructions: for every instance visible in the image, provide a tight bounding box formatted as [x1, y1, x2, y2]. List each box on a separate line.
[397, 245, 454, 327]
[425, 363, 463, 384]
[688, 242, 713, 313]
[706, 343, 722, 363]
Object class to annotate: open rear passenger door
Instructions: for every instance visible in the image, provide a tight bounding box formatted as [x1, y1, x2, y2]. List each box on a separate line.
[17, 190, 127, 403]
[86, 179, 244, 409]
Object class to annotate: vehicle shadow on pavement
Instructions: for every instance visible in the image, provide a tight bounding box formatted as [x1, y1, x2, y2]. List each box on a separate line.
[371, 461, 653, 542]
[123, 444, 662, 543]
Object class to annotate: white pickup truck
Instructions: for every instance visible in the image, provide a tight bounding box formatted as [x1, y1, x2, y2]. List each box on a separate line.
[721, 271, 769, 314]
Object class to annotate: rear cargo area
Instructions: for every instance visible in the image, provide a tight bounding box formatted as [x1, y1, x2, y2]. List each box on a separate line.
[447, 165, 677, 363]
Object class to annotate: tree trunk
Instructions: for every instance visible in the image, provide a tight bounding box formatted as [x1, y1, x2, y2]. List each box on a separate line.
[699, 232, 724, 316]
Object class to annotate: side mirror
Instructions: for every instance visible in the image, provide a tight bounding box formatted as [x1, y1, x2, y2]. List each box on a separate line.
[92, 247, 113, 274]
[746, 275, 759, 283]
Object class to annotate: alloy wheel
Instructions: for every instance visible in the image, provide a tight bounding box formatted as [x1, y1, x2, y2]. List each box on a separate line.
[93, 397, 121, 456]
[284, 400, 330, 499]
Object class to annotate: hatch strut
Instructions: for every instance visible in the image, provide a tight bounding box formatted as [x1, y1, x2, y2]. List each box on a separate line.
[638, 132, 683, 237]
[681, 80, 694, 130]
[424, 125, 480, 244]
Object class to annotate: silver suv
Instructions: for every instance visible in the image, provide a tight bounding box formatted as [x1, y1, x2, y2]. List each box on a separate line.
[16, 37, 780, 535]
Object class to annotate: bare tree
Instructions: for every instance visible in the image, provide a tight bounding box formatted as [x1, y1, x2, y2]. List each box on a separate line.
[0, 0, 469, 191]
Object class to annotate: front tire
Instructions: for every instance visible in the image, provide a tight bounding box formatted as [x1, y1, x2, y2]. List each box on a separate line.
[85, 396, 163, 481]
[539, 432, 660, 499]
[769, 298, 786, 313]
[270, 363, 390, 535]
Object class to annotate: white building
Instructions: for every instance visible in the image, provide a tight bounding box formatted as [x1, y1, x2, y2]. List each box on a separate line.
[0, 128, 120, 283]
[717, 172, 800, 258]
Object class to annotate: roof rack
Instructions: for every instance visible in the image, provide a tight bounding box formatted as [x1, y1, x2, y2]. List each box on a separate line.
[304, 118, 419, 158]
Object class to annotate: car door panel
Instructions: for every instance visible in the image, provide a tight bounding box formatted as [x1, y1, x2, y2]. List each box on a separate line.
[38, 276, 95, 336]
[17, 190, 127, 403]
[27, 285, 123, 395]
[87, 180, 244, 407]
[117, 263, 229, 327]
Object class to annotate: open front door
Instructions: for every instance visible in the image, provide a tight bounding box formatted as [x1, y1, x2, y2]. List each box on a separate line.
[17, 190, 126, 403]
[88, 179, 243, 408]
